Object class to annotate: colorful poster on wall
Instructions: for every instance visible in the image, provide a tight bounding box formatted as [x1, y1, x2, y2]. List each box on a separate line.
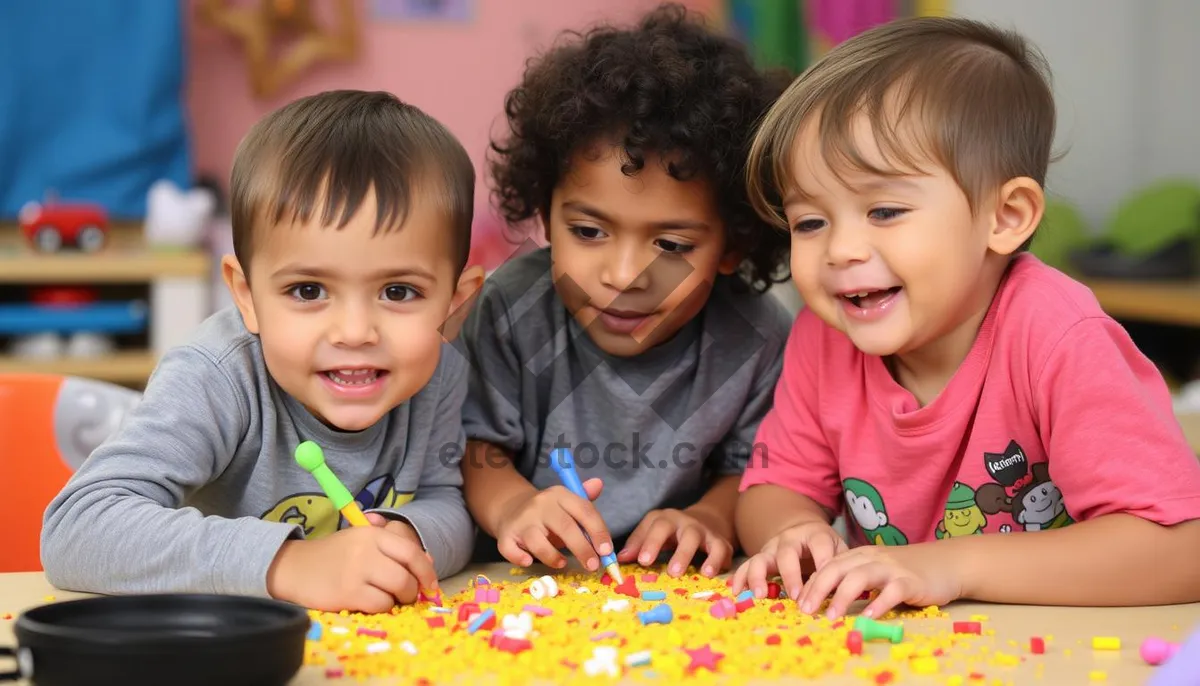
[371, 0, 473, 22]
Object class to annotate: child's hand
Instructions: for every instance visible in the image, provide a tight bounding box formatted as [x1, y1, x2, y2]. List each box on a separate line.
[266, 525, 439, 613]
[495, 479, 613, 571]
[617, 506, 734, 578]
[365, 512, 431, 559]
[731, 521, 847, 600]
[797, 543, 964, 620]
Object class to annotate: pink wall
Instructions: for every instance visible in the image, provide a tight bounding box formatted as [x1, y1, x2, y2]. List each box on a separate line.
[187, 0, 704, 267]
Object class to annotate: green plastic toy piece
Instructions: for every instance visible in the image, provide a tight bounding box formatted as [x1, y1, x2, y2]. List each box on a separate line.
[854, 616, 904, 643]
[1106, 179, 1200, 256]
[294, 441, 353, 509]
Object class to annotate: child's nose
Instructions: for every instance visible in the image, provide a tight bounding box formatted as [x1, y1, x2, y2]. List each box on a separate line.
[330, 302, 380, 347]
[824, 224, 871, 267]
[599, 244, 652, 292]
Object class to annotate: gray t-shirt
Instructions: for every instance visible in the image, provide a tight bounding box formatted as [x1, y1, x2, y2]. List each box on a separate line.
[41, 306, 473, 597]
[461, 247, 792, 544]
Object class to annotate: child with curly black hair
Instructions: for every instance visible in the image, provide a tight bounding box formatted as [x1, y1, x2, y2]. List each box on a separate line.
[459, 3, 793, 579]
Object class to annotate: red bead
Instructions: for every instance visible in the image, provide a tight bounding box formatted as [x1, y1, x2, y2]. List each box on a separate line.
[953, 621, 982, 635]
[766, 582, 782, 599]
[846, 630, 863, 655]
[766, 634, 781, 645]
[1030, 636, 1045, 654]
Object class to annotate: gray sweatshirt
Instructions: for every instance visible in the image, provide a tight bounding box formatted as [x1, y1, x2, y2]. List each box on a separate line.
[462, 247, 792, 545]
[41, 306, 473, 597]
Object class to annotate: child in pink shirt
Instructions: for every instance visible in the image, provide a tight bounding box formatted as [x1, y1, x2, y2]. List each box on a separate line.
[731, 16, 1200, 619]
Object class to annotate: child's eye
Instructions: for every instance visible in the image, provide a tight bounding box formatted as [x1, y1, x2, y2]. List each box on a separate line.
[382, 284, 421, 302]
[791, 218, 826, 234]
[869, 207, 908, 221]
[655, 239, 694, 255]
[287, 283, 326, 301]
[568, 225, 606, 241]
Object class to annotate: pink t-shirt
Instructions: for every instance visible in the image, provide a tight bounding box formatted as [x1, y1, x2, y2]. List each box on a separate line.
[742, 254, 1200, 546]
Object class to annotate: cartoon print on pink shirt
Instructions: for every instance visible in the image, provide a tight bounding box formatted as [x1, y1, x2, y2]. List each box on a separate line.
[843, 478, 909, 545]
[975, 440, 1074, 532]
[935, 481, 988, 538]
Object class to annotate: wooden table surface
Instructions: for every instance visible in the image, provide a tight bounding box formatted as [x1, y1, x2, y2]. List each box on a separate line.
[2, 563, 1197, 684]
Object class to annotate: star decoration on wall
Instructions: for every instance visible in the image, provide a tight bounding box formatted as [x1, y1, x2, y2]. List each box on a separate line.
[197, 0, 360, 98]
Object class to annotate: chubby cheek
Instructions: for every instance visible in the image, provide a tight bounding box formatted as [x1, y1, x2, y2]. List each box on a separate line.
[389, 316, 446, 377]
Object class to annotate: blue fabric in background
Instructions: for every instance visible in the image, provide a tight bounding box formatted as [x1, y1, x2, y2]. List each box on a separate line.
[0, 2, 192, 220]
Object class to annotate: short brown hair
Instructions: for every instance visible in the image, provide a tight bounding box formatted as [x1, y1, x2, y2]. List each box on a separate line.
[230, 90, 474, 276]
[747, 17, 1056, 239]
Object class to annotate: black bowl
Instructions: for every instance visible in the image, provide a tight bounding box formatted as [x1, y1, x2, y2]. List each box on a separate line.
[1, 594, 309, 686]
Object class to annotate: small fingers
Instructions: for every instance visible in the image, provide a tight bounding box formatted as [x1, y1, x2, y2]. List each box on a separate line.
[560, 497, 613, 558]
[521, 528, 567, 569]
[698, 535, 733, 578]
[497, 536, 533, 567]
[862, 579, 909, 619]
[635, 517, 679, 568]
[807, 530, 841, 572]
[376, 533, 438, 595]
[825, 566, 879, 620]
[776, 546, 805, 601]
[666, 526, 703, 577]
[546, 510, 600, 572]
[618, 515, 656, 563]
[798, 556, 853, 615]
[745, 554, 778, 598]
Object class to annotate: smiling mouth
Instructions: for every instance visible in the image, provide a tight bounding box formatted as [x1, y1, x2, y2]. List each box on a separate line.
[841, 287, 902, 308]
[322, 369, 387, 386]
[600, 308, 653, 319]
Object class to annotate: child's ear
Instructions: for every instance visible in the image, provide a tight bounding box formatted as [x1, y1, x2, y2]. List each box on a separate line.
[441, 265, 486, 341]
[221, 254, 260, 334]
[988, 177, 1044, 256]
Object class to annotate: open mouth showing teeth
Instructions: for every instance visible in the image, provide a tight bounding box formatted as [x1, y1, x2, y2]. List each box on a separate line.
[844, 287, 902, 308]
[324, 369, 385, 386]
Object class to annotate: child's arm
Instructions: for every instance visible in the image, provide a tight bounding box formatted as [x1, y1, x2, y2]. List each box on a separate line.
[736, 483, 834, 555]
[799, 515, 1200, 618]
[800, 317, 1200, 617]
[365, 347, 476, 580]
[40, 347, 299, 596]
[735, 310, 844, 552]
[461, 439, 537, 538]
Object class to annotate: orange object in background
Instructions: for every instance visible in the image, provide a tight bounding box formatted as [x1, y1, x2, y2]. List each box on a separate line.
[0, 374, 140, 572]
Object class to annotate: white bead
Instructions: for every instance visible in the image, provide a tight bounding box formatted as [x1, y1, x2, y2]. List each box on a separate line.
[538, 575, 559, 597]
[528, 579, 546, 600]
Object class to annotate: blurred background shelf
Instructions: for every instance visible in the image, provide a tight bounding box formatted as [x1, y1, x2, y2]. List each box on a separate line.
[1081, 277, 1200, 327]
[0, 351, 157, 385]
[0, 223, 211, 387]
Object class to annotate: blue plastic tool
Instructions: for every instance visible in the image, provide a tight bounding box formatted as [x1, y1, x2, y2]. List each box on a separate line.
[549, 448, 623, 584]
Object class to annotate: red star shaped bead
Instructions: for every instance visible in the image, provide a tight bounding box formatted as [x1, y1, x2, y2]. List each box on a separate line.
[684, 644, 724, 673]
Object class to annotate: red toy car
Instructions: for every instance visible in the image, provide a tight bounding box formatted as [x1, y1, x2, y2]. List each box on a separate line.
[19, 200, 109, 253]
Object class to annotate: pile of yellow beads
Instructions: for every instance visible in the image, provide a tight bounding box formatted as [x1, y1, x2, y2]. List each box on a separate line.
[301, 565, 1026, 684]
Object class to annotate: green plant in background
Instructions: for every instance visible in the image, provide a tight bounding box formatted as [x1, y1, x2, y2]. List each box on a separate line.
[1032, 196, 1090, 271]
[1106, 179, 1200, 256]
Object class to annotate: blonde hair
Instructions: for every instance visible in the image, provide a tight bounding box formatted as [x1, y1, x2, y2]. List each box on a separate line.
[747, 17, 1056, 233]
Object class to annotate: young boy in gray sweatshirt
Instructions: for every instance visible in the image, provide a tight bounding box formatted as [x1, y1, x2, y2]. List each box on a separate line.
[41, 90, 485, 613]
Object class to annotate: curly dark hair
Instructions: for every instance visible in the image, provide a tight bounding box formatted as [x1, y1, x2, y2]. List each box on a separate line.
[489, 3, 792, 293]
